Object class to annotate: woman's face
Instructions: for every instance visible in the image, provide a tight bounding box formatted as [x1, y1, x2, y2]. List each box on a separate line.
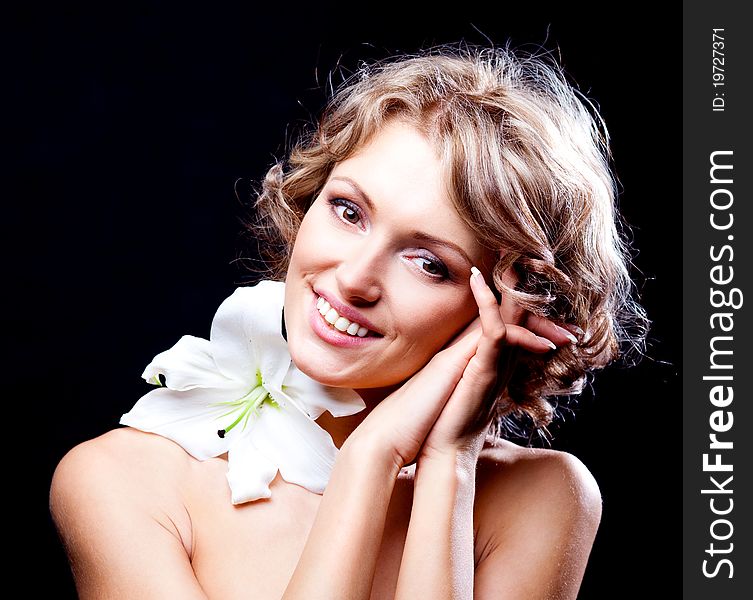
[284, 119, 499, 391]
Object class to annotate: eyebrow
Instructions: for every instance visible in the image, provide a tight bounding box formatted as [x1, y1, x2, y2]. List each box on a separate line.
[329, 175, 474, 266]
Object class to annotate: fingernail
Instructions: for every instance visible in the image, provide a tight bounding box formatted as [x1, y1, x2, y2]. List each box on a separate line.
[470, 266, 482, 280]
[537, 336, 557, 350]
[563, 323, 585, 337]
[554, 325, 578, 344]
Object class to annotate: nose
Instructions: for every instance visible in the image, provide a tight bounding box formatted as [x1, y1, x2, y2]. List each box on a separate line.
[335, 237, 384, 305]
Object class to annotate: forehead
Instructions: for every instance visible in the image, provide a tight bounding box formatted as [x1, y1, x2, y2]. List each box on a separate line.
[327, 120, 478, 247]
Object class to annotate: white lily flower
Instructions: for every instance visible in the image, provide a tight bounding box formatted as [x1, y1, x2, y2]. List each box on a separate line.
[120, 280, 366, 504]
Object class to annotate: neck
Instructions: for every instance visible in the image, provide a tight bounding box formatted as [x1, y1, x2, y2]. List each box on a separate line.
[314, 383, 402, 450]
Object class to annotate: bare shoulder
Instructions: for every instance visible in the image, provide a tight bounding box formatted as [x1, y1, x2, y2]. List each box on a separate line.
[50, 427, 193, 526]
[474, 438, 602, 553]
[55, 425, 193, 463]
[472, 439, 602, 598]
[51, 427, 193, 501]
[476, 437, 602, 509]
[49, 428, 207, 598]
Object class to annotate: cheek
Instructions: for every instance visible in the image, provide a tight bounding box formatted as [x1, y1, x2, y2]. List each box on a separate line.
[290, 213, 323, 268]
[290, 205, 342, 269]
[396, 293, 476, 352]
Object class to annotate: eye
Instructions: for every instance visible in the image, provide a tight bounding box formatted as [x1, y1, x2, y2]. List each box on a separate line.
[329, 198, 363, 226]
[411, 256, 450, 280]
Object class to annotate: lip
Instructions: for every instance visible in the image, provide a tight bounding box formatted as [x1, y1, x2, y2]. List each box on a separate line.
[313, 288, 383, 335]
[308, 290, 383, 348]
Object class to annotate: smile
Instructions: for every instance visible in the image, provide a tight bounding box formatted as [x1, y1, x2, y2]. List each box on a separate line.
[316, 295, 372, 337]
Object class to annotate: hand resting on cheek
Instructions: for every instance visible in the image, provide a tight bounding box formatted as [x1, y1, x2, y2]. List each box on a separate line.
[346, 266, 579, 469]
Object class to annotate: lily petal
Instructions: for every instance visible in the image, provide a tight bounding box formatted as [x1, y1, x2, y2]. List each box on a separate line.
[211, 282, 289, 387]
[241, 401, 340, 497]
[120, 386, 244, 460]
[278, 362, 366, 419]
[122, 280, 367, 506]
[142, 335, 239, 392]
[226, 441, 278, 503]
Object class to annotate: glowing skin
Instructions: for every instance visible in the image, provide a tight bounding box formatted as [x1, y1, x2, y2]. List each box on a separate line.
[283, 119, 501, 406]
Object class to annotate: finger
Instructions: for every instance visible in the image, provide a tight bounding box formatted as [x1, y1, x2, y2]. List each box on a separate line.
[469, 266, 508, 367]
[503, 324, 557, 353]
[523, 313, 579, 346]
[471, 267, 556, 355]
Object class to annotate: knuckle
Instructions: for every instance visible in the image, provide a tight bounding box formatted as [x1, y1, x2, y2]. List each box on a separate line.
[431, 349, 456, 369]
[487, 325, 507, 344]
[466, 361, 495, 384]
[432, 346, 452, 361]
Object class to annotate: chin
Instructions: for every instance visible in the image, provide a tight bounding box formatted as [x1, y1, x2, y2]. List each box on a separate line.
[288, 342, 398, 391]
[288, 339, 353, 388]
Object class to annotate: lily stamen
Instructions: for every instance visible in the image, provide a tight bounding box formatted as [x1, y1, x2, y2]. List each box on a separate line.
[213, 370, 280, 438]
[121, 281, 367, 504]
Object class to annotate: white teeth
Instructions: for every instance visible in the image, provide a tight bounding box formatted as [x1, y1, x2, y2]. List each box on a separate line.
[316, 294, 373, 337]
[324, 308, 339, 324]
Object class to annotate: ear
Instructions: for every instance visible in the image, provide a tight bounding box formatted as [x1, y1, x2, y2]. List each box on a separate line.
[496, 262, 526, 327]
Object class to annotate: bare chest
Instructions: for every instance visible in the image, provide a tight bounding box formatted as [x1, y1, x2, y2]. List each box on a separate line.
[185, 459, 416, 600]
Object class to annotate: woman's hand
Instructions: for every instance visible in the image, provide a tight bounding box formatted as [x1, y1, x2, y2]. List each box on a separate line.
[347, 267, 578, 470]
[416, 267, 560, 462]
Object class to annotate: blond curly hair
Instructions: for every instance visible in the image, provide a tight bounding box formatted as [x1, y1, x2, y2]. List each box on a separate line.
[243, 43, 649, 441]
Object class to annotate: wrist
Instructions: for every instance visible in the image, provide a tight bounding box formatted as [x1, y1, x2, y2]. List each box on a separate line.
[416, 445, 479, 481]
[340, 433, 403, 479]
[418, 433, 485, 467]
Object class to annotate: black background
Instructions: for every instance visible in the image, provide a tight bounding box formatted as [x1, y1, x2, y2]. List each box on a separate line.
[12, 3, 680, 597]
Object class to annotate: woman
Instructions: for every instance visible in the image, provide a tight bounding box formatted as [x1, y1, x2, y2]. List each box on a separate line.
[50, 44, 647, 599]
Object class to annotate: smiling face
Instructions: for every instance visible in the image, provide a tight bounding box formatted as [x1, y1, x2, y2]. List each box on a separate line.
[283, 119, 498, 392]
